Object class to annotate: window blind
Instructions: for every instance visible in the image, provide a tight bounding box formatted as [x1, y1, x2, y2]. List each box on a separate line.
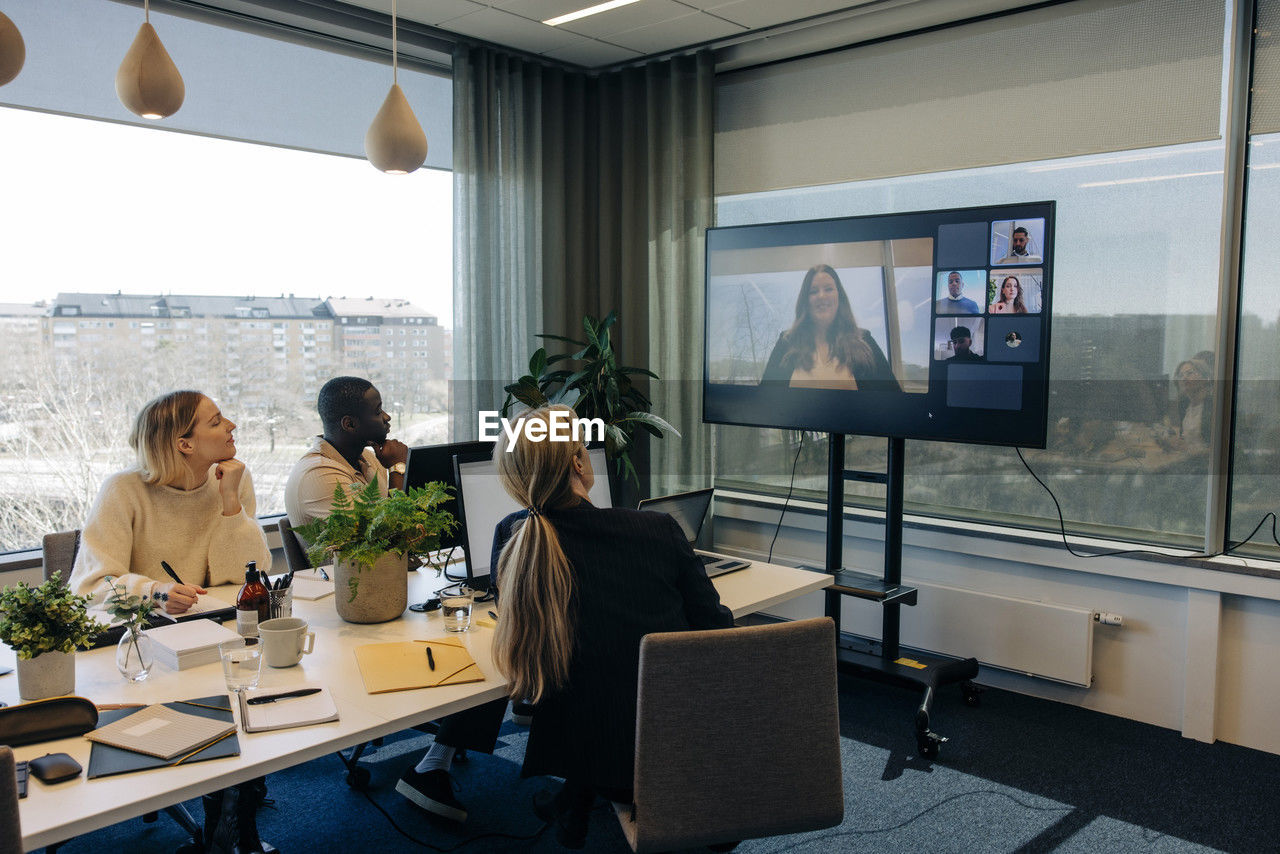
[715, 0, 1224, 195]
[0, 0, 452, 168]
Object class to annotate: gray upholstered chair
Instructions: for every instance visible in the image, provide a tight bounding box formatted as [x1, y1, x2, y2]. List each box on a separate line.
[276, 517, 312, 574]
[613, 617, 844, 852]
[41, 530, 81, 586]
[0, 745, 21, 854]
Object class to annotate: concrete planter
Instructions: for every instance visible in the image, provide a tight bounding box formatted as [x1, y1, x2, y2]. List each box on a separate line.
[16, 649, 75, 700]
[334, 552, 408, 624]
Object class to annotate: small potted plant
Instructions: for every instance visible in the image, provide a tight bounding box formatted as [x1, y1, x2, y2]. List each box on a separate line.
[296, 478, 457, 624]
[103, 576, 156, 683]
[0, 573, 97, 699]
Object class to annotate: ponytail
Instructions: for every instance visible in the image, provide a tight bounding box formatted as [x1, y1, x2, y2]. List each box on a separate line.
[491, 405, 583, 702]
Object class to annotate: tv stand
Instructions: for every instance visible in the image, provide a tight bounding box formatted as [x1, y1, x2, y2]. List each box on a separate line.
[822, 434, 979, 758]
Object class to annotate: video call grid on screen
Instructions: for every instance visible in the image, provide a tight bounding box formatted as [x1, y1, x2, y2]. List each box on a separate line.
[703, 202, 1054, 448]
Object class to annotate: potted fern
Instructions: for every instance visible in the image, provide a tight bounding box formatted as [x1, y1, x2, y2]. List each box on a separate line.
[295, 478, 457, 624]
[0, 573, 97, 699]
[502, 311, 678, 486]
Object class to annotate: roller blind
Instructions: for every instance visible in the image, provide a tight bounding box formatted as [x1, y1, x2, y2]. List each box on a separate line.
[0, 0, 452, 168]
[1251, 0, 1280, 134]
[715, 0, 1224, 195]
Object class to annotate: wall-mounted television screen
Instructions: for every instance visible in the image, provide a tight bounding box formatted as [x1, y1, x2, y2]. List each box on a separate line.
[703, 202, 1054, 448]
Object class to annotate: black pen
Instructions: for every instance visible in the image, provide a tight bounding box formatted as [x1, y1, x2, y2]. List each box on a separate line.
[160, 561, 184, 586]
[426, 647, 435, 671]
[246, 688, 322, 705]
[488, 610, 498, 621]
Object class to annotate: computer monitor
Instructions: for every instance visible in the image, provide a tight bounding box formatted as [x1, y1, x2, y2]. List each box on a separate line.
[404, 440, 496, 551]
[452, 446, 612, 587]
[704, 201, 1055, 447]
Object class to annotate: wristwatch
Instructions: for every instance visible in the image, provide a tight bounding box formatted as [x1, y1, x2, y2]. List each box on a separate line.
[389, 462, 407, 476]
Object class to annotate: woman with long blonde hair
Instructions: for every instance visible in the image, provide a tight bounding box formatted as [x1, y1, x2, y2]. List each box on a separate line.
[69, 390, 271, 611]
[491, 406, 733, 848]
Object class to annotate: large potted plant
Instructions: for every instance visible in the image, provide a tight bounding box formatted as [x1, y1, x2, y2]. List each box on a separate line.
[0, 573, 97, 699]
[503, 311, 678, 487]
[296, 478, 457, 624]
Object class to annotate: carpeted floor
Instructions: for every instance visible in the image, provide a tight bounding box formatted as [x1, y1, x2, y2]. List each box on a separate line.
[49, 673, 1280, 853]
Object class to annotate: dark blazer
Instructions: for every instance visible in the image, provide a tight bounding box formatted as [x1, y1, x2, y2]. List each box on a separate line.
[760, 329, 901, 392]
[490, 502, 734, 791]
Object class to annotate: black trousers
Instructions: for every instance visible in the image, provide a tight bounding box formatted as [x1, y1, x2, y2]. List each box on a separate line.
[433, 697, 508, 753]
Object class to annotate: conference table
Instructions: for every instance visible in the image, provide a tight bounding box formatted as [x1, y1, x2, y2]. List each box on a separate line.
[2, 560, 831, 851]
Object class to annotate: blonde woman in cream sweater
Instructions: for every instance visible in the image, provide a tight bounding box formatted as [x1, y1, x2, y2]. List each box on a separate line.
[69, 390, 271, 614]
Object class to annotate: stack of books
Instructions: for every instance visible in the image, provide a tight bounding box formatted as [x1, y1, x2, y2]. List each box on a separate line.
[146, 619, 243, 670]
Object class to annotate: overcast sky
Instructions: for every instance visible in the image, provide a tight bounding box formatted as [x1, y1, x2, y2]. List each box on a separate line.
[0, 106, 455, 328]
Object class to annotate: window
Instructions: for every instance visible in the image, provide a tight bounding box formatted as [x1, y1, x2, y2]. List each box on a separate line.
[712, 0, 1235, 551]
[0, 6, 453, 554]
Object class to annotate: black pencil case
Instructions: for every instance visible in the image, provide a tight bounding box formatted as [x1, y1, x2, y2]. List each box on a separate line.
[0, 695, 99, 747]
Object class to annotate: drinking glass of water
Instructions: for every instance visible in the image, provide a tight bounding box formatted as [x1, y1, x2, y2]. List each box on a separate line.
[219, 638, 262, 693]
[441, 589, 474, 633]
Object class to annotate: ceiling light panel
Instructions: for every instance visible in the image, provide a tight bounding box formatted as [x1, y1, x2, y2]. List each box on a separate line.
[607, 10, 746, 53]
[551, 0, 689, 38]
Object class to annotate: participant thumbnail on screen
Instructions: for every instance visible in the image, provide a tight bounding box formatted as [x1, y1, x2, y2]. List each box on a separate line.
[991, 218, 1045, 265]
[934, 318, 986, 362]
[934, 270, 986, 315]
[707, 238, 935, 394]
[987, 269, 1043, 313]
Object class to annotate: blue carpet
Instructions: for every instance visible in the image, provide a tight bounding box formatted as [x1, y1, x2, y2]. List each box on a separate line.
[47, 673, 1280, 852]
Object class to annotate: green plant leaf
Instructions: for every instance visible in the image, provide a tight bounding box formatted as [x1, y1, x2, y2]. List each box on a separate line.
[619, 366, 659, 379]
[619, 411, 682, 438]
[536, 333, 587, 347]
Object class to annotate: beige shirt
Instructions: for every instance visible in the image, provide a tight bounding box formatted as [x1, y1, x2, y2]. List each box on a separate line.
[283, 437, 387, 529]
[68, 467, 272, 603]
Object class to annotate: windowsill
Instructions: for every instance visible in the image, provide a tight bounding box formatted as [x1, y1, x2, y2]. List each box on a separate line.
[713, 489, 1280, 597]
[0, 514, 288, 579]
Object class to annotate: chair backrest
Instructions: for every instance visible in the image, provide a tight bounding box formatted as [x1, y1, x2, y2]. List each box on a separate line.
[0, 745, 21, 854]
[276, 517, 312, 573]
[622, 617, 844, 853]
[41, 530, 81, 587]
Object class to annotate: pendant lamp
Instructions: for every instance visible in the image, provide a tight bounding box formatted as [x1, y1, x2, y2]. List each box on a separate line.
[116, 0, 184, 119]
[365, 0, 427, 174]
[0, 11, 24, 87]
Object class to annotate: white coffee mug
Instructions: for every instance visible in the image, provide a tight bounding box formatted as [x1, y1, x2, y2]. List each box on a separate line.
[259, 617, 315, 668]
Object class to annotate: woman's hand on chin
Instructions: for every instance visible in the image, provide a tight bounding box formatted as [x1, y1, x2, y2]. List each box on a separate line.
[215, 457, 246, 515]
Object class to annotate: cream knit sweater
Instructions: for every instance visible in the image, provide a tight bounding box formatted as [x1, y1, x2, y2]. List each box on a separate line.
[68, 467, 272, 604]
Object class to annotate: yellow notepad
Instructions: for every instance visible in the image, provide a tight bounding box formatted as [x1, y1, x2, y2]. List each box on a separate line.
[353, 638, 484, 694]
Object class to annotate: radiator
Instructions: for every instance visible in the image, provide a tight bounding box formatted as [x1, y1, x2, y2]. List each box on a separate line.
[897, 580, 1095, 687]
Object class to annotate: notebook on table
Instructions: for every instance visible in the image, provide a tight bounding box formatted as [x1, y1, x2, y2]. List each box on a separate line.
[86, 696, 239, 778]
[236, 685, 339, 733]
[637, 488, 751, 578]
[354, 638, 484, 694]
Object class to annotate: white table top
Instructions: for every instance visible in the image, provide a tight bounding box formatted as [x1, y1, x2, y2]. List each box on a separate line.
[4, 561, 830, 850]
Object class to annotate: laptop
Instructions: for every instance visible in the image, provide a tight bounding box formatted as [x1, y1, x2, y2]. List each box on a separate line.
[637, 488, 751, 578]
[452, 446, 613, 591]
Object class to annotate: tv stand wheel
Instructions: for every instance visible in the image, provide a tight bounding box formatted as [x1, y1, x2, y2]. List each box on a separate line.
[345, 767, 371, 790]
[917, 730, 945, 759]
[962, 681, 983, 708]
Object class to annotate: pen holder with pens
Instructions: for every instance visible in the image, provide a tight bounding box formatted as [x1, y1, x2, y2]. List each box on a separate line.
[269, 587, 292, 620]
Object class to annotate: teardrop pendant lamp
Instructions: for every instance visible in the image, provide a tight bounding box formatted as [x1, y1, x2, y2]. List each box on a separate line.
[0, 10, 24, 87]
[116, 0, 184, 119]
[365, 0, 427, 174]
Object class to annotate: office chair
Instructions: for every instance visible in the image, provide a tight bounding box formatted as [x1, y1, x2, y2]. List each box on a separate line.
[612, 617, 844, 852]
[41, 530, 81, 586]
[0, 746, 20, 854]
[276, 517, 312, 574]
